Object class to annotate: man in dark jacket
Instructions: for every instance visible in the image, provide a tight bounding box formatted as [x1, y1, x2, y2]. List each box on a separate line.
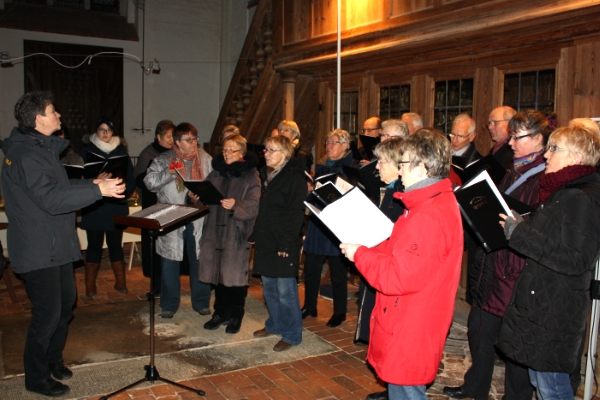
[2, 91, 125, 397]
[487, 106, 517, 170]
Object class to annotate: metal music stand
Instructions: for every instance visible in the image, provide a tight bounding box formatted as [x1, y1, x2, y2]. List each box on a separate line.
[99, 204, 209, 400]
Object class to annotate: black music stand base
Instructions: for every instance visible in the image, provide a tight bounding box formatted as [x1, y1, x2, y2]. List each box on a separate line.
[98, 231, 205, 399]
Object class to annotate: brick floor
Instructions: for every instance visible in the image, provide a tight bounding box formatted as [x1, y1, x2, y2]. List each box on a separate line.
[0, 247, 544, 399]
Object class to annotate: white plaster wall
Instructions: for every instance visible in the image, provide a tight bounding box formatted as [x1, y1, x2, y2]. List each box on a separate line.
[0, 0, 249, 156]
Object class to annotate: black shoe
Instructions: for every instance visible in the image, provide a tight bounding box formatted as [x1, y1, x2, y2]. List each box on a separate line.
[225, 318, 242, 334]
[203, 314, 230, 330]
[366, 390, 388, 400]
[26, 378, 70, 397]
[301, 307, 317, 319]
[49, 362, 72, 380]
[326, 314, 346, 327]
[443, 386, 470, 399]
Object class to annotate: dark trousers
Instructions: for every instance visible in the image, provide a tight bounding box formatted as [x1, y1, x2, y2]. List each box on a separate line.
[214, 284, 247, 319]
[463, 306, 533, 400]
[21, 263, 76, 386]
[303, 253, 348, 315]
[355, 278, 376, 342]
[85, 229, 124, 263]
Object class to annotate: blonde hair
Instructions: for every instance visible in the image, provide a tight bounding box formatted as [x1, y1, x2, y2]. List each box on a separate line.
[264, 136, 294, 160]
[373, 137, 404, 165]
[548, 126, 600, 166]
[277, 120, 301, 139]
[223, 134, 247, 156]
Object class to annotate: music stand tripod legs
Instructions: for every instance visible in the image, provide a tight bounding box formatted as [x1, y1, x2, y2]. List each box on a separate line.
[99, 230, 205, 399]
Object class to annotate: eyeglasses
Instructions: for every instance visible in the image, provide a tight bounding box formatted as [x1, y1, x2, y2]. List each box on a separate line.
[263, 148, 282, 154]
[397, 161, 411, 168]
[546, 145, 568, 153]
[278, 128, 292, 133]
[178, 137, 198, 143]
[448, 132, 470, 141]
[508, 132, 536, 141]
[222, 148, 241, 154]
[325, 140, 342, 146]
[487, 120, 507, 126]
[97, 128, 113, 133]
[361, 128, 380, 134]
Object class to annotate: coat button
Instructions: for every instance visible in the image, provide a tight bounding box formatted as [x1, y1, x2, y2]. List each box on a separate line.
[531, 291, 535, 294]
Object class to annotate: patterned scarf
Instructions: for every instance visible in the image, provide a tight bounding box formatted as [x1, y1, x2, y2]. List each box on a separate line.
[171, 142, 204, 181]
[513, 149, 544, 169]
[539, 164, 597, 204]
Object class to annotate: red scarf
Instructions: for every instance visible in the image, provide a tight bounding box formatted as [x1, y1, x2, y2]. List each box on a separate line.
[171, 144, 204, 181]
[539, 165, 597, 204]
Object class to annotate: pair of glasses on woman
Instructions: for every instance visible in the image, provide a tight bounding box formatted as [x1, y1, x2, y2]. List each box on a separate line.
[222, 148, 240, 154]
[179, 137, 198, 143]
[263, 148, 282, 154]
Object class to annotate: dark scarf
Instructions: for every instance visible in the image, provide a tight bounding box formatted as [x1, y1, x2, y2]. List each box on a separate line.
[539, 165, 597, 204]
[212, 150, 258, 178]
[151, 139, 170, 154]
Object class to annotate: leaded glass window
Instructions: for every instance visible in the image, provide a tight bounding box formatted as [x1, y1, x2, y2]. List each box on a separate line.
[433, 79, 474, 134]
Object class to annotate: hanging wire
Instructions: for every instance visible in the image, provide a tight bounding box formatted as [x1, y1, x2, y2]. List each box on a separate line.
[2, 51, 158, 74]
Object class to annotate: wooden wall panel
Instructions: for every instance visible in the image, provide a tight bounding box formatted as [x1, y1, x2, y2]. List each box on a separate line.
[472, 66, 502, 156]
[344, 0, 383, 29]
[358, 74, 379, 127]
[312, 0, 337, 38]
[294, 75, 319, 156]
[574, 42, 600, 119]
[390, 0, 434, 17]
[316, 81, 335, 162]
[411, 74, 434, 126]
[283, 0, 309, 44]
[556, 46, 576, 125]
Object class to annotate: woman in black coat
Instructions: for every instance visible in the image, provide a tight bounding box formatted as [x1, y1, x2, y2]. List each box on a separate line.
[199, 135, 261, 334]
[249, 136, 307, 352]
[301, 129, 360, 328]
[498, 124, 600, 399]
[80, 117, 135, 297]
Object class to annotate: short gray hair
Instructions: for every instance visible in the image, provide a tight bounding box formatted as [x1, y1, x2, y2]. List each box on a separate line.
[453, 113, 476, 134]
[382, 119, 409, 139]
[326, 128, 351, 144]
[401, 112, 423, 129]
[400, 128, 451, 179]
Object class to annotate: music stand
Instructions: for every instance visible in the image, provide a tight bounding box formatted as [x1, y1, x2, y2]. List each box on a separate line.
[99, 204, 209, 399]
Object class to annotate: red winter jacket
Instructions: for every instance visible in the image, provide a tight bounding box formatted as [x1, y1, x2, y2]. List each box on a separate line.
[354, 178, 463, 385]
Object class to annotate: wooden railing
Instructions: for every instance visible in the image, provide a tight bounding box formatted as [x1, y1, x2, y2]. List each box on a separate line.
[209, 0, 274, 152]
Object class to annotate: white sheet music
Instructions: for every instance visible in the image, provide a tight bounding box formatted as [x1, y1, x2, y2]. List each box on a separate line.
[304, 187, 394, 248]
[128, 204, 200, 228]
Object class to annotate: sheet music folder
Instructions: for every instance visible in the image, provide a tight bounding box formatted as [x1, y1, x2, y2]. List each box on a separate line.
[454, 170, 513, 252]
[113, 203, 208, 232]
[175, 169, 224, 205]
[304, 187, 394, 248]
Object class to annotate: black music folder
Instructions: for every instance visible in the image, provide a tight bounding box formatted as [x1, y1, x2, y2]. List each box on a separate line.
[85, 151, 129, 182]
[175, 170, 224, 205]
[455, 170, 513, 252]
[343, 160, 382, 201]
[359, 134, 380, 160]
[452, 154, 507, 185]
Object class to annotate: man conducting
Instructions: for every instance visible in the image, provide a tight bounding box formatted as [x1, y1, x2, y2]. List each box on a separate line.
[2, 91, 125, 397]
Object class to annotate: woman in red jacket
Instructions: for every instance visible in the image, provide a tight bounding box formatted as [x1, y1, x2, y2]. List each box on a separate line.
[341, 129, 463, 400]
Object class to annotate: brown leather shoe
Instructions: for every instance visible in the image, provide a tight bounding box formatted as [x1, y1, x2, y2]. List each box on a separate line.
[253, 328, 274, 338]
[273, 340, 294, 352]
